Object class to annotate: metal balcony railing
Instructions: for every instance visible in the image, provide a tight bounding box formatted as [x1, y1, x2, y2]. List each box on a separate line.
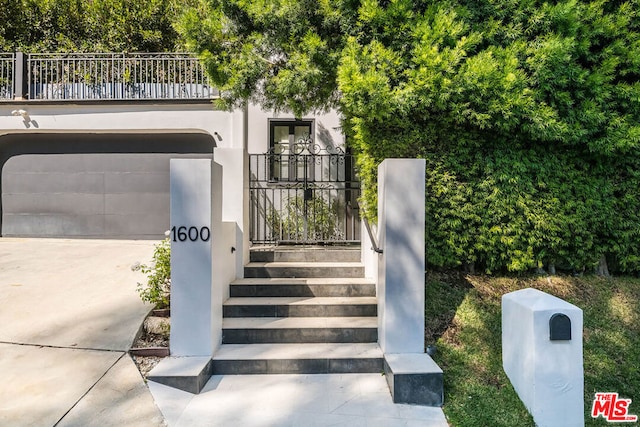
[0, 52, 217, 101]
[0, 53, 14, 100]
[28, 52, 217, 101]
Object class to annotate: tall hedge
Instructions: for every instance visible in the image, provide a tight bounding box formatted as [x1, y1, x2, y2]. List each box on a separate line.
[337, 1, 640, 273]
[185, 1, 639, 272]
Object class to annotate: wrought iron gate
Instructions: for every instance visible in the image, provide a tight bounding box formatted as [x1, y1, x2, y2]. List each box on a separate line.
[249, 143, 360, 244]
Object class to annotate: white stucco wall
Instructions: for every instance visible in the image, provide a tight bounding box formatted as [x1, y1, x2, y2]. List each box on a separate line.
[1, 102, 343, 153]
[361, 219, 379, 281]
[214, 147, 248, 278]
[0, 103, 242, 148]
[245, 104, 344, 154]
[377, 159, 426, 355]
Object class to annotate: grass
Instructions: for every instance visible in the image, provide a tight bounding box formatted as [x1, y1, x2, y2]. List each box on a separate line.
[425, 271, 640, 426]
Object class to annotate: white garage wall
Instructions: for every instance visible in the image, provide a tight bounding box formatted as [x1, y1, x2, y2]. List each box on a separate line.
[1, 145, 213, 239]
[0, 104, 241, 149]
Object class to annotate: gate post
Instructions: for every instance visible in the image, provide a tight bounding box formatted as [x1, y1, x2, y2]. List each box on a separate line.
[376, 159, 443, 406]
[149, 159, 238, 394]
[377, 158, 425, 353]
[169, 159, 216, 357]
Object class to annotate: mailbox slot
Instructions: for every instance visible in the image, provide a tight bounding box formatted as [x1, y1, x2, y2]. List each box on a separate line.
[549, 313, 571, 341]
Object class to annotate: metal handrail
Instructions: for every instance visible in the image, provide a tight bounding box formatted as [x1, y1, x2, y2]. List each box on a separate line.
[0, 53, 14, 100]
[363, 215, 383, 254]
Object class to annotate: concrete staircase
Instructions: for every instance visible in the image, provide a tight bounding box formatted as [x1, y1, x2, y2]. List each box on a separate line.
[148, 245, 444, 405]
[211, 247, 384, 375]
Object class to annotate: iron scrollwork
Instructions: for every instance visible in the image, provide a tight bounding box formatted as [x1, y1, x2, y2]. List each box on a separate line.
[269, 136, 345, 156]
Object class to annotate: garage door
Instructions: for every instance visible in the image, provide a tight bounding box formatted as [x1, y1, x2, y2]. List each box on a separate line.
[1, 133, 214, 239]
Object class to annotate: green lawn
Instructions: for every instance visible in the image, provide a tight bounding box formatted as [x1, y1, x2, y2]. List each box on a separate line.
[425, 272, 640, 426]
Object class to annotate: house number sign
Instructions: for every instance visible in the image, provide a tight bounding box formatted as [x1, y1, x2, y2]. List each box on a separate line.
[170, 226, 211, 242]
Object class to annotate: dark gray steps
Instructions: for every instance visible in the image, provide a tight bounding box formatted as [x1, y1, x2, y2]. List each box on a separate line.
[212, 343, 383, 375]
[385, 354, 444, 406]
[250, 248, 361, 263]
[244, 262, 364, 279]
[230, 278, 376, 298]
[215, 248, 380, 377]
[147, 356, 212, 394]
[223, 296, 377, 317]
[222, 317, 378, 344]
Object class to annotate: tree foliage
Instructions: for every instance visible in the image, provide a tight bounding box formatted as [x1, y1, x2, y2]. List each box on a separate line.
[175, 0, 352, 114]
[157, 1, 640, 272]
[338, 0, 640, 273]
[0, 0, 194, 52]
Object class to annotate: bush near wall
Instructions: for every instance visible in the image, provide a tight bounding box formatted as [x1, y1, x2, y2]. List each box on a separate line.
[354, 128, 640, 274]
[423, 143, 640, 274]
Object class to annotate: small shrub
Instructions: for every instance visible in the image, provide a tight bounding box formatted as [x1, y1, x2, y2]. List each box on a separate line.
[136, 238, 171, 308]
[267, 195, 343, 242]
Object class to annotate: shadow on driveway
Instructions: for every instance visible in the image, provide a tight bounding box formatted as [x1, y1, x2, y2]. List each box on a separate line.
[0, 238, 165, 426]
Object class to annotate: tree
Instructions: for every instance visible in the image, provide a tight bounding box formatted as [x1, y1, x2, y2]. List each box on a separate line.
[0, 0, 195, 52]
[180, 0, 640, 273]
[176, 0, 352, 115]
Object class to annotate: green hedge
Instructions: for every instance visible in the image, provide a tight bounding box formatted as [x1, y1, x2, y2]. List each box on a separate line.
[339, 1, 640, 274]
[354, 132, 640, 274]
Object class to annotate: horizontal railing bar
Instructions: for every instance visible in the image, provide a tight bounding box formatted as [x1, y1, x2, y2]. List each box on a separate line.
[25, 52, 201, 58]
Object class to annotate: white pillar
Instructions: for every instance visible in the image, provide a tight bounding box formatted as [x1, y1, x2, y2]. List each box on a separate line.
[377, 159, 426, 354]
[213, 147, 246, 280]
[169, 159, 215, 356]
[502, 288, 584, 427]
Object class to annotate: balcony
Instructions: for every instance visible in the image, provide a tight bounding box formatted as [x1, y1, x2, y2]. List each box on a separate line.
[1, 52, 217, 102]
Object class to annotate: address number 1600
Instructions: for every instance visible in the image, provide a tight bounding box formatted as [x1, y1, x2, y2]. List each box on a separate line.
[170, 226, 211, 242]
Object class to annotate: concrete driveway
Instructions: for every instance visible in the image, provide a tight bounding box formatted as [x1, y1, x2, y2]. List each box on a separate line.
[0, 238, 165, 426]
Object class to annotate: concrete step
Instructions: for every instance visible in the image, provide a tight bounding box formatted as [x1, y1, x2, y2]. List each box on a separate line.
[244, 262, 364, 279]
[147, 356, 213, 394]
[212, 343, 384, 375]
[384, 353, 444, 407]
[250, 247, 361, 263]
[229, 278, 376, 297]
[222, 316, 378, 344]
[223, 296, 377, 318]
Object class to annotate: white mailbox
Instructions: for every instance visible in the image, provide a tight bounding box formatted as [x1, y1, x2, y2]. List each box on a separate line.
[502, 288, 584, 427]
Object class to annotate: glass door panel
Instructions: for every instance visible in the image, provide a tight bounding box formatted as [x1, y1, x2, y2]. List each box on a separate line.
[272, 125, 290, 180]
